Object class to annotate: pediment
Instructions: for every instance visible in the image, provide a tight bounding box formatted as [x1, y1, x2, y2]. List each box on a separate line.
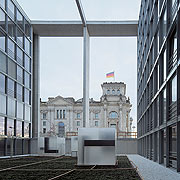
[48, 96, 73, 106]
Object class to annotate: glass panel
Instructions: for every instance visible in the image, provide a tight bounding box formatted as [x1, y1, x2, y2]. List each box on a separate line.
[25, 105, 30, 121]
[8, 38, 15, 59]
[0, 8, 6, 31]
[16, 84, 23, 101]
[7, 118, 14, 136]
[17, 47, 23, 65]
[163, 50, 166, 81]
[17, 66, 23, 83]
[162, 8, 167, 40]
[17, 101, 23, 119]
[17, 10, 23, 30]
[109, 111, 118, 118]
[0, 73, 5, 93]
[0, 116, 5, 136]
[8, 18, 15, 40]
[7, 0, 15, 20]
[0, 51, 6, 73]
[171, 75, 177, 103]
[25, 55, 31, 72]
[24, 71, 30, 88]
[0, 31, 5, 51]
[24, 122, 30, 138]
[17, 28, 23, 48]
[7, 97, 15, 117]
[16, 120, 22, 137]
[95, 121, 98, 127]
[0, 94, 6, 114]
[163, 89, 166, 123]
[8, 58, 16, 79]
[0, 0, 5, 9]
[58, 122, 65, 137]
[24, 88, 30, 104]
[7, 78, 14, 97]
[25, 20, 31, 39]
[63, 110, 66, 118]
[25, 37, 30, 55]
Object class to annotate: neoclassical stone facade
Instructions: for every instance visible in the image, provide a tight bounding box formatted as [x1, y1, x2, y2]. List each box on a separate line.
[40, 82, 133, 137]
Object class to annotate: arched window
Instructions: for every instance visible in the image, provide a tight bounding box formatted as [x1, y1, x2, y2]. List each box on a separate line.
[109, 111, 118, 119]
[58, 122, 65, 137]
[117, 89, 120, 95]
[107, 89, 110, 94]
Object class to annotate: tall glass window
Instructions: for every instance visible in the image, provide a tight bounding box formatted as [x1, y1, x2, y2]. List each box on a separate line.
[7, 97, 15, 117]
[0, 94, 6, 114]
[7, 78, 14, 97]
[17, 47, 23, 65]
[163, 50, 166, 81]
[7, 0, 15, 20]
[24, 71, 30, 88]
[17, 28, 23, 48]
[24, 88, 30, 104]
[171, 75, 177, 103]
[25, 37, 30, 55]
[0, 0, 5, 9]
[8, 38, 15, 59]
[25, 20, 31, 39]
[0, 8, 6, 31]
[17, 10, 23, 30]
[163, 89, 166, 123]
[0, 31, 5, 51]
[24, 122, 30, 138]
[17, 66, 23, 83]
[0, 116, 5, 135]
[0, 51, 6, 73]
[25, 105, 30, 121]
[63, 110, 66, 119]
[109, 111, 118, 118]
[0, 73, 5, 93]
[8, 58, 16, 79]
[16, 120, 22, 137]
[25, 55, 31, 72]
[16, 84, 23, 101]
[8, 18, 16, 40]
[7, 118, 14, 136]
[17, 101, 23, 119]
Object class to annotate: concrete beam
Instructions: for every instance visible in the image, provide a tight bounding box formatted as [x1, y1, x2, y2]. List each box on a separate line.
[31, 21, 138, 37]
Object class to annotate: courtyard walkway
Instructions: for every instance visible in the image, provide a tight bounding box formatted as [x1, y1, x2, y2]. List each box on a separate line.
[128, 154, 180, 180]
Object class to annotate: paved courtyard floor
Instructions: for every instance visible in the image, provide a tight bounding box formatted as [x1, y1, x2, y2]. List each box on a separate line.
[128, 155, 180, 180]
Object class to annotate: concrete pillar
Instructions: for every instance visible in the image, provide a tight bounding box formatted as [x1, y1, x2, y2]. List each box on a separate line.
[31, 34, 40, 153]
[82, 27, 90, 127]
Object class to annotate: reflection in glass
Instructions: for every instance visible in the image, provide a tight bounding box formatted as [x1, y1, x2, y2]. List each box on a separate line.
[17, 101, 23, 119]
[24, 122, 30, 138]
[58, 122, 65, 137]
[25, 37, 30, 55]
[17, 66, 23, 83]
[7, 97, 15, 117]
[25, 55, 31, 72]
[0, 0, 5, 9]
[24, 72, 30, 88]
[8, 18, 15, 40]
[17, 47, 23, 65]
[7, 0, 15, 20]
[17, 84, 23, 101]
[16, 120, 22, 137]
[8, 58, 16, 79]
[7, 78, 14, 96]
[0, 31, 5, 51]
[0, 8, 6, 31]
[0, 116, 5, 136]
[0, 73, 5, 93]
[17, 28, 23, 48]
[171, 75, 177, 103]
[7, 118, 14, 136]
[8, 38, 15, 58]
[25, 20, 31, 39]
[0, 51, 6, 73]
[0, 94, 6, 114]
[24, 88, 30, 104]
[17, 10, 23, 30]
[25, 105, 30, 121]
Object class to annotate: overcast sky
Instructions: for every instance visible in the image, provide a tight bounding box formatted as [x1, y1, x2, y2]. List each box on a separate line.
[17, 0, 141, 128]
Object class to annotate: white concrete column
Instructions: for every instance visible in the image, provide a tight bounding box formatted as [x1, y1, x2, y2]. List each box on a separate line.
[32, 34, 40, 138]
[104, 107, 107, 127]
[83, 27, 90, 127]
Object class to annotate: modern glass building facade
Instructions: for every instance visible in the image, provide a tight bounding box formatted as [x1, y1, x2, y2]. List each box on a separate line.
[137, 0, 180, 171]
[0, 0, 32, 156]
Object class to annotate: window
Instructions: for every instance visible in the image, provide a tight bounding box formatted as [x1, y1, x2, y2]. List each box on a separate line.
[109, 111, 118, 119]
[112, 89, 115, 95]
[60, 110, 62, 119]
[117, 89, 120, 95]
[95, 121, 98, 127]
[16, 120, 22, 137]
[7, 78, 15, 97]
[17, 47, 23, 65]
[8, 58, 16, 79]
[171, 75, 177, 103]
[7, 0, 15, 20]
[17, 101, 23, 119]
[0, 116, 5, 135]
[16, 84, 23, 101]
[17, 28, 23, 48]
[0, 73, 5, 93]
[43, 113, 47, 119]
[110, 124, 116, 128]
[0, 51, 7, 73]
[7, 118, 14, 136]
[8, 38, 15, 58]
[0, 9, 6, 31]
[63, 110, 66, 119]
[7, 97, 15, 117]
[95, 113, 99, 119]
[25, 55, 31, 72]
[58, 122, 65, 137]
[107, 89, 110, 94]
[17, 66, 23, 83]
[24, 122, 30, 138]
[0, 94, 6, 114]
[8, 18, 16, 40]
[43, 121, 46, 126]
[43, 128, 46, 134]
[24, 88, 30, 104]
[17, 10, 23, 30]
[0, 0, 5, 9]
[25, 105, 30, 121]
[25, 37, 30, 55]
[24, 72, 30, 88]
[163, 50, 166, 82]
[77, 121, 80, 126]
[77, 113, 80, 119]
[25, 20, 31, 39]
[57, 110, 59, 119]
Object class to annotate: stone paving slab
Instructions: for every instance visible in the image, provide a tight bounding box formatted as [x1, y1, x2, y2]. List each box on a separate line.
[127, 155, 180, 180]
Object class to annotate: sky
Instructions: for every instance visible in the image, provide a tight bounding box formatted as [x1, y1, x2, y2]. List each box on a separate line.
[17, 0, 141, 128]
